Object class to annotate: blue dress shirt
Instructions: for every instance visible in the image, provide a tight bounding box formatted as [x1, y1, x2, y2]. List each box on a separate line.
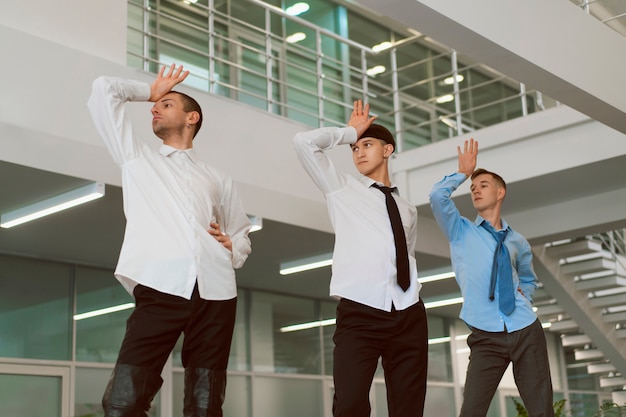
[429, 172, 538, 332]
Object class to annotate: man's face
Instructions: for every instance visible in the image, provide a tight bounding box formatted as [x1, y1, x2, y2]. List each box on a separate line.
[350, 137, 392, 177]
[470, 173, 505, 212]
[150, 92, 187, 139]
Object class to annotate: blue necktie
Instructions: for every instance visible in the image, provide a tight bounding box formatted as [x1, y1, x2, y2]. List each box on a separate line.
[481, 222, 515, 315]
[372, 184, 410, 291]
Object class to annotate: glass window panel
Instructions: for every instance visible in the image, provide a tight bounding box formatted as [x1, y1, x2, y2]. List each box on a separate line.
[173, 371, 251, 417]
[321, 300, 337, 376]
[0, 255, 72, 360]
[424, 385, 457, 417]
[249, 292, 321, 375]
[75, 266, 133, 363]
[427, 315, 453, 382]
[0, 373, 61, 417]
[252, 376, 323, 417]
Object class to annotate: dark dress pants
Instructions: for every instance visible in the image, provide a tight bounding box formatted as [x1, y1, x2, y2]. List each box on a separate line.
[332, 298, 428, 417]
[460, 319, 554, 417]
[117, 283, 237, 372]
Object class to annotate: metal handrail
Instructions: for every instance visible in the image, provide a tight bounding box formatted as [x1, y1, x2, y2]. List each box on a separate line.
[127, 0, 558, 149]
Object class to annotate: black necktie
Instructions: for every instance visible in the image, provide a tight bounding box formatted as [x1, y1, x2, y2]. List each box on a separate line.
[372, 184, 410, 291]
[481, 222, 515, 315]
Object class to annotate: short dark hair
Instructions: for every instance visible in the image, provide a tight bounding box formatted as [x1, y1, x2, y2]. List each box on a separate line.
[172, 91, 203, 139]
[471, 168, 506, 190]
[359, 124, 396, 153]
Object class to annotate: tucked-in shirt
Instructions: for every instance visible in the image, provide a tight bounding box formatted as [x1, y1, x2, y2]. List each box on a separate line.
[429, 172, 537, 332]
[88, 76, 251, 300]
[293, 126, 422, 312]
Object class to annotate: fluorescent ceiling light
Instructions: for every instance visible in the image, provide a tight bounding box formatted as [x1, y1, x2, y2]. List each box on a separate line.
[1, 182, 105, 228]
[73, 302, 135, 321]
[442, 74, 464, 85]
[420, 271, 455, 283]
[280, 318, 336, 333]
[286, 32, 306, 44]
[285, 2, 310, 16]
[366, 65, 386, 77]
[280, 252, 333, 275]
[424, 296, 464, 309]
[372, 41, 392, 52]
[435, 94, 455, 104]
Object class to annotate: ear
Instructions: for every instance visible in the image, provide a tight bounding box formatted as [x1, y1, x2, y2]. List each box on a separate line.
[497, 187, 506, 201]
[384, 143, 394, 157]
[187, 111, 200, 125]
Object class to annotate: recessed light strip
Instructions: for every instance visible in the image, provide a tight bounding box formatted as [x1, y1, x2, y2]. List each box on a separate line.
[73, 302, 135, 321]
[1, 182, 105, 228]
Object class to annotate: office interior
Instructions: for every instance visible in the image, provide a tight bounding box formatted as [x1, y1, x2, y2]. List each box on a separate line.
[1, 1, 625, 416]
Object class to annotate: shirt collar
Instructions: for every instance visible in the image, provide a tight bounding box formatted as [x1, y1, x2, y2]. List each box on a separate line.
[475, 215, 509, 231]
[159, 144, 198, 163]
[360, 175, 398, 191]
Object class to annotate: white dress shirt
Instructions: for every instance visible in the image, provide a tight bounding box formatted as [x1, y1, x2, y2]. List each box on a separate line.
[293, 126, 422, 311]
[88, 76, 252, 300]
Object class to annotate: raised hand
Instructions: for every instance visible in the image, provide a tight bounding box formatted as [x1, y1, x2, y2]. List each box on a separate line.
[348, 100, 377, 138]
[457, 138, 478, 178]
[149, 63, 190, 102]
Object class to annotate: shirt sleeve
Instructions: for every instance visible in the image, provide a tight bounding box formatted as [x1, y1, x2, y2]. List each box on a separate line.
[517, 237, 538, 302]
[429, 172, 467, 242]
[218, 176, 252, 269]
[87, 76, 151, 165]
[292, 126, 357, 195]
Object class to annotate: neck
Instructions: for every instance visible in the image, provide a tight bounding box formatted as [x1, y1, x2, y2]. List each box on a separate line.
[162, 135, 193, 150]
[478, 207, 503, 230]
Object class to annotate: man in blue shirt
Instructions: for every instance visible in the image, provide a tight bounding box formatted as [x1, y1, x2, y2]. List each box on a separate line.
[429, 139, 554, 417]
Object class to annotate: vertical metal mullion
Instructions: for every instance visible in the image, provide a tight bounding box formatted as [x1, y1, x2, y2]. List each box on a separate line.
[390, 48, 402, 152]
[451, 49, 463, 136]
[208, 0, 216, 94]
[142, 0, 151, 71]
[316, 30, 324, 127]
[520, 82, 528, 117]
[265, 8, 273, 113]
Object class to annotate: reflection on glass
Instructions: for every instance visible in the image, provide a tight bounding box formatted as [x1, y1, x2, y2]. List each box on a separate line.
[75, 266, 133, 363]
[253, 376, 323, 417]
[250, 292, 321, 374]
[0, 255, 72, 360]
[0, 373, 61, 417]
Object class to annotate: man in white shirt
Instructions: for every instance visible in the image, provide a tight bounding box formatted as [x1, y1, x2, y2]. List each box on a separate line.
[88, 64, 252, 417]
[293, 100, 428, 417]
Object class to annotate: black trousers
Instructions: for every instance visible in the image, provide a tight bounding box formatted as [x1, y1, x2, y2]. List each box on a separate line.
[332, 299, 428, 417]
[460, 319, 554, 417]
[116, 283, 237, 373]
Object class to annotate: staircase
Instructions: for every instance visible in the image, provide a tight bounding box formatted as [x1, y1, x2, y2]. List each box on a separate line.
[532, 230, 626, 402]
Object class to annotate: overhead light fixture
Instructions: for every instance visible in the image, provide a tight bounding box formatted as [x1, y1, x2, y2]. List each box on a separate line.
[424, 296, 464, 309]
[286, 32, 306, 44]
[280, 318, 336, 333]
[435, 94, 455, 104]
[1, 182, 105, 228]
[366, 65, 386, 77]
[279, 252, 333, 275]
[420, 271, 455, 283]
[285, 2, 310, 16]
[442, 74, 464, 85]
[248, 215, 263, 232]
[73, 302, 135, 321]
[372, 41, 393, 52]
